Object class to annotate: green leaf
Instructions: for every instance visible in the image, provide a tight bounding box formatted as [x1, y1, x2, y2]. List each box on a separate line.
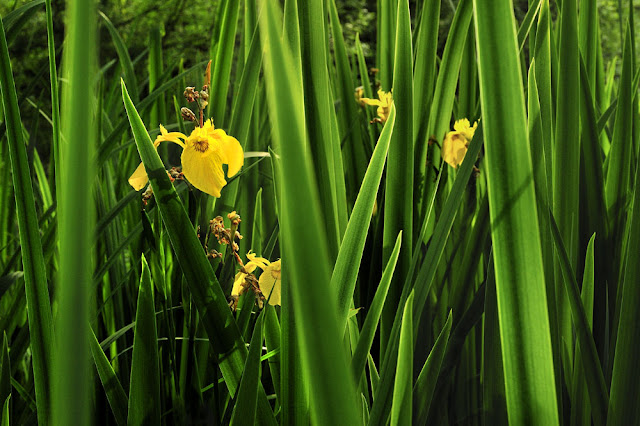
[90, 329, 128, 426]
[474, 1, 559, 424]
[0, 14, 53, 426]
[607, 123, 640, 425]
[209, 0, 240, 126]
[332, 105, 396, 329]
[549, 215, 608, 425]
[1, 395, 8, 426]
[99, 11, 138, 102]
[382, 0, 413, 347]
[351, 232, 402, 384]
[230, 311, 264, 426]
[413, 311, 452, 426]
[0, 334, 10, 412]
[259, 2, 360, 424]
[390, 291, 414, 426]
[127, 256, 160, 426]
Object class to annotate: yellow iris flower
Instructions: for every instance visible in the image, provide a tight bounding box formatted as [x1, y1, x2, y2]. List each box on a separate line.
[232, 253, 282, 306]
[361, 89, 393, 123]
[442, 118, 478, 168]
[128, 119, 244, 197]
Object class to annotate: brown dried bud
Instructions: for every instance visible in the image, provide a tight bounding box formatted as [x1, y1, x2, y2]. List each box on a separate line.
[181, 107, 197, 122]
[197, 90, 209, 110]
[184, 87, 199, 102]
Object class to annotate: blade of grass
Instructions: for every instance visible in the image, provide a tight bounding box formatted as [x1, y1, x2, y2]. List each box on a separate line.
[259, 2, 360, 424]
[44, 0, 60, 201]
[208, 0, 239, 126]
[390, 291, 414, 426]
[413, 311, 452, 426]
[53, 0, 96, 424]
[350, 232, 402, 384]
[570, 234, 596, 426]
[553, 0, 581, 358]
[332, 105, 396, 329]
[263, 305, 281, 405]
[607, 129, 640, 426]
[297, 0, 346, 255]
[99, 11, 138, 102]
[482, 256, 507, 425]
[0, 334, 9, 412]
[127, 256, 160, 426]
[413, 0, 440, 145]
[381, 0, 413, 349]
[0, 15, 53, 426]
[474, 1, 559, 424]
[549, 214, 608, 425]
[230, 310, 264, 426]
[90, 329, 127, 426]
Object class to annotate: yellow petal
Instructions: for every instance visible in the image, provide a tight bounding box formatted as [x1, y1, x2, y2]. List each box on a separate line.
[232, 272, 247, 297]
[181, 143, 227, 197]
[246, 252, 270, 270]
[220, 135, 244, 177]
[453, 119, 478, 141]
[442, 132, 468, 168]
[128, 162, 149, 191]
[361, 97, 382, 107]
[259, 260, 281, 306]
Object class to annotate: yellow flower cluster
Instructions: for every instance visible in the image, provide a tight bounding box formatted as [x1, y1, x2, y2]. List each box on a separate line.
[442, 119, 478, 168]
[128, 119, 244, 198]
[232, 252, 282, 306]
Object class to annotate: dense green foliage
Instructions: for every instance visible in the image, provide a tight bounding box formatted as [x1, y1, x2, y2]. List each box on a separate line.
[1, 0, 640, 425]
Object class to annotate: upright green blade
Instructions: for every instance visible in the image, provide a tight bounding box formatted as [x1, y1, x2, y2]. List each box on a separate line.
[473, 1, 559, 424]
[259, 1, 360, 424]
[0, 11, 53, 426]
[390, 291, 414, 426]
[53, 0, 96, 424]
[127, 256, 160, 426]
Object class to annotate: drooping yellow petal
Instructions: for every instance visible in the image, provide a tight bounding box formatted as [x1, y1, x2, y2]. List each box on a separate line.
[220, 135, 243, 177]
[259, 260, 281, 306]
[128, 162, 150, 191]
[232, 272, 247, 297]
[246, 252, 270, 270]
[442, 132, 468, 168]
[127, 125, 187, 191]
[181, 143, 227, 197]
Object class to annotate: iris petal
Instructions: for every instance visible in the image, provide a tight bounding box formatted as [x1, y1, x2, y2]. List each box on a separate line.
[259, 260, 281, 306]
[181, 144, 227, 197]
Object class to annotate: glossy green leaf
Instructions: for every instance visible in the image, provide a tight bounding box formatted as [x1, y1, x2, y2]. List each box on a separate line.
[0, 14, 53, 426]
[332, 105, 396, 329]
[474, 1, 559, 424]
[230, 311, 264, 426]
[390, 291, 413, 426]
[413, 311, 452, 426]
[90, 329, 128, 426]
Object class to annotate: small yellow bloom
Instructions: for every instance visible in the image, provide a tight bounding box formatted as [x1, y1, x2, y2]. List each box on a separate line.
[231, 253, 282, 306]
[361, 89, 393, 123]
[442, 118, 478, 168]
[232, 252, 270, 297]
[259, 260, 281, 306]
[128, 119, 243, 197]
